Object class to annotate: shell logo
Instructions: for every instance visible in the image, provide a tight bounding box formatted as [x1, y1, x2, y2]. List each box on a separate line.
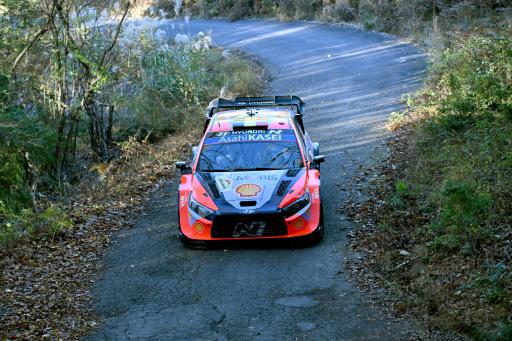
[294, 218, 306, 230]
[236, 183, 262, 197]
[194, 222, 205, 233]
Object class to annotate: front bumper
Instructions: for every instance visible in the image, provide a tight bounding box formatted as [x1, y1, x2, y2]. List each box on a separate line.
[178, 201, 321, 242]
[178, 217, 323, 248]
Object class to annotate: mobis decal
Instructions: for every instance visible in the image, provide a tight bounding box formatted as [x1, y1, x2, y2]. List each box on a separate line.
[235, 174, 278, 181]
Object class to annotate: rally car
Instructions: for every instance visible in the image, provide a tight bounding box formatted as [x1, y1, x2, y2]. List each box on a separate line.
[175, 96, 325, 246]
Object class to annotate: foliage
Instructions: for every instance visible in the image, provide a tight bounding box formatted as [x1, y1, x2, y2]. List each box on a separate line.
[1, 72, 56, 226]
[434, 35, 512, 121]
[0, 34, 264, 340]
[0, 91, 60, 247]
[114, 31, 264, 140]
[353, 29, 512, 338]
[118, 42, 210, 140]
[0, 204, 71, 248]
[0, 0, 264, 249]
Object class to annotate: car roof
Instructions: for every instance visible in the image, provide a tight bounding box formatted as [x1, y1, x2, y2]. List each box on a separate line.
[208, 108, 295, 133]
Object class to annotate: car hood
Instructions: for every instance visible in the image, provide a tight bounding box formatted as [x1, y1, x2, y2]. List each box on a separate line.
[195, 169, 305, 211]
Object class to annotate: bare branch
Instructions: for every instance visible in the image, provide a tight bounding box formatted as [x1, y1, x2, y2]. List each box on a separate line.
[12, 26, 49, 71]
[99, 1, 131, 67]
[12, 0, 59, 71]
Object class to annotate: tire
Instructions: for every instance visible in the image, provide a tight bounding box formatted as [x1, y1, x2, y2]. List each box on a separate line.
[292, 202, 324, 248]
[309, 203, 324, 244]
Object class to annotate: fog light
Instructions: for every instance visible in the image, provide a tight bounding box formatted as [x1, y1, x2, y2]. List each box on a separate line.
[194, 222, 205, 233]
[294, 218, 305, 230]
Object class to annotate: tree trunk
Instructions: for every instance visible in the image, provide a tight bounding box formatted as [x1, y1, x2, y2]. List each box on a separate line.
[106, 104, 114, 145]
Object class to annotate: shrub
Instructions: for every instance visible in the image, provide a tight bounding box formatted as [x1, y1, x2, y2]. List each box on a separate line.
[434, 35, 512, 120]
[1, 73, 56, 212]
[254, 0, 277, 16]
[293, 0, 322, 19]
[114, 32, 263, 141]
[0, 205, 72, 248]
[228, 0, 253, 21]
[436, 179, 492, 250]
[113, 28, 213, 141]
[322, 4, 356, 22]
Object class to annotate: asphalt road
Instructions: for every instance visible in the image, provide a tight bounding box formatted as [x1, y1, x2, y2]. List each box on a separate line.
[86, 19, 428, 340]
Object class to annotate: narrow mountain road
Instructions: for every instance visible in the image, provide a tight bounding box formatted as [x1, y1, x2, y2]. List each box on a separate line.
[87, 19, 429, 340]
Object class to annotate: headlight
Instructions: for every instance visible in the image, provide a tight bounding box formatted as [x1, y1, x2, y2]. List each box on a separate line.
[282, 190, 310, 218]
[189, 195, 214, 221]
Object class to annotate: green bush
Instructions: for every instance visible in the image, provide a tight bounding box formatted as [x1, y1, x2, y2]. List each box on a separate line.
[0, 205, 72, 248]
[373, 28, 512, 336]
[118, 46, 210, 140]
[435, 35, 512, 121]
[0, 72, 62, 248]
[115, 34, 263, 142]
[471, 322, 512, 341]
[228, 0, 253, 21]
[323, 4, 356, 22]
[0, 148, 31, 211]
[1, 77, 53, 209]
[430, 179, 492, 252]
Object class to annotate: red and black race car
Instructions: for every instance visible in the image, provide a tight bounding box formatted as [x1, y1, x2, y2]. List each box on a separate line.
[175, 96, 325, 246]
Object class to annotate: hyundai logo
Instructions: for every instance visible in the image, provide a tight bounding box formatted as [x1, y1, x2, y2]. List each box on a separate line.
[243, 209, 255, 214]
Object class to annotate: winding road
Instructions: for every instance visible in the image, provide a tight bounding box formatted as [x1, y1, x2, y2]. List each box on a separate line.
[86, 19, 428, 340]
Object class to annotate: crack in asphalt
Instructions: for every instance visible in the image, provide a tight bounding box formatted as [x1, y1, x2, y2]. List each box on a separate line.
[85, 19, 432, 341]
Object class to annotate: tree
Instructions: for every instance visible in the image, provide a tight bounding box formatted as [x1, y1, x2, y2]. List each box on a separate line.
[7, 0, 131, 180]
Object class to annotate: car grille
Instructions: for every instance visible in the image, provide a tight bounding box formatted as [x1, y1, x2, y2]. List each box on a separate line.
[211, 213, 287, 238]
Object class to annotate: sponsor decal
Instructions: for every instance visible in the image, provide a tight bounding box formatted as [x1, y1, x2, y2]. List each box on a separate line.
[214, 129, 282, 137]
[313, 188, 320, 200]
[236, 184, 262, 197]
[294, 218, 306, 230]
[179, 195, 186, 208]
[233, 221, 266, 237]
[204, 129, 296, 145]
[217, 134, 283, 143]
[215, 176, 232, 192]
[235, 174, 278, 181]
[194, 222, 205, 233]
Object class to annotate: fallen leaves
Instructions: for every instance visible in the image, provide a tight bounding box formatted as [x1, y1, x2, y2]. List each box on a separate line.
[0, 129, 200, 340]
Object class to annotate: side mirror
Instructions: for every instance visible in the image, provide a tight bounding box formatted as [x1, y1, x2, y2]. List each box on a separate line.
[192, 146, 198, 159]
[175, 161, 192, 174]
[312, 142, 320, 157]
[313, 155, 325, 164]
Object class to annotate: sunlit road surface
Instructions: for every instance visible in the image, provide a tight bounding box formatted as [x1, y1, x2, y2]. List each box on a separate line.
[86, 19, 428, 341]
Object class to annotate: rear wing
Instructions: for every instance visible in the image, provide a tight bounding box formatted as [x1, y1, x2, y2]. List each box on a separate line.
[205, 95, 305, 118]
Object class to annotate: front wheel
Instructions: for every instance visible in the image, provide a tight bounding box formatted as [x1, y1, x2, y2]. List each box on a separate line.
[310, 203, 324, 244]
[293, 202, 324, 248]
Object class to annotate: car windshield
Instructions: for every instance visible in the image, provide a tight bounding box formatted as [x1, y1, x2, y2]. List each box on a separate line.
[197, 130, 303, 172]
